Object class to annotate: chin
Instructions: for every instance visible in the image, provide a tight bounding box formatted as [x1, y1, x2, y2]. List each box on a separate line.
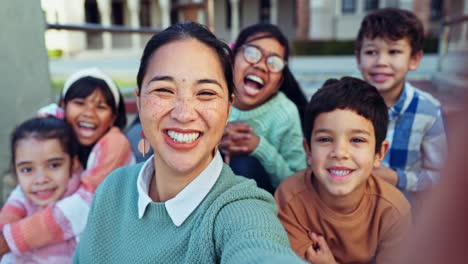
[329, 187, 352, 197]
[168, 159, 203, 175]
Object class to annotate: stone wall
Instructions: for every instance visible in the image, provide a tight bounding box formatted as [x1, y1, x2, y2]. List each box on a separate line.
[0, 0, 52, 202]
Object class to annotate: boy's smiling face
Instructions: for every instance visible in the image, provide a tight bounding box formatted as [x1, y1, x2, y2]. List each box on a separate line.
[357, 37, 422, 107]
[308, 109, 387, 202]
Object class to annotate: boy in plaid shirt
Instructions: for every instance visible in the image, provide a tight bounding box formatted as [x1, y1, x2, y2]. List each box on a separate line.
[355, 8, 447, 197]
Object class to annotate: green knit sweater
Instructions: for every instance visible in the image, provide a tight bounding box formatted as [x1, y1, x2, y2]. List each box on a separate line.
[229, 92, 307, 187]
[73, 163, 306, 264]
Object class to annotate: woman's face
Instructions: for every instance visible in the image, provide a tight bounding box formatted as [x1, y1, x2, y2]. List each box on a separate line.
[64, 89, 116, 146]
[137, 39, 231, 178]
[233, 34, 285, 110]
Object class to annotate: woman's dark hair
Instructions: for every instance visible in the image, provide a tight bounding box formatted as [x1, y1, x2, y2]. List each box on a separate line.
[61, 76, 127, 130]
[231, 23, 307, 129]
[137, 21, 234, 100]
[10, 117, 79, 176]
[304, 77, 388, 153]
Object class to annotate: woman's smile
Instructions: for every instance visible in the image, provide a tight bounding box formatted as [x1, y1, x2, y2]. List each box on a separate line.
[137, 38, 231, 178]
[163, 129, 203, 151]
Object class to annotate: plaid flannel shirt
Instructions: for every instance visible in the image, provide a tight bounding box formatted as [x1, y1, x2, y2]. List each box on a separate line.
[383, 82, 447, 192]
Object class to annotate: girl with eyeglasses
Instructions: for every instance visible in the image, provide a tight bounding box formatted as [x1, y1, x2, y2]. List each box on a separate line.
[220, 24, 307, 193]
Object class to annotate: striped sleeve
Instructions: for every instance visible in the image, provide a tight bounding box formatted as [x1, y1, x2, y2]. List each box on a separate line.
[0, 186, 27, 230]
[3, 128, 135, 254]
[80, 127, 135, 192]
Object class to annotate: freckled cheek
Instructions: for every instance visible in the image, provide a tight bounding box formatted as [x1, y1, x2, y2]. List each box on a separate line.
[141, 97, 172, 120]
[196, 102, 230, 128]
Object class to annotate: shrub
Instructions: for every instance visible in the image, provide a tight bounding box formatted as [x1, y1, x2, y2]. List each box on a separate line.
[48, 49, 63, 58]
[292, 37, 439, 56]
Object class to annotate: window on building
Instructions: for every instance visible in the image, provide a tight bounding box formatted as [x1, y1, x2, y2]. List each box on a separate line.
[226, 0, 231, 29]
[112, 2, 124, 25]
[85, 0, 100, 23]
[226, 0, 243, 30]
[140, 0, 151, 27]
[342, 0, 356, 14]
[365, 0, 379, 11]
[84, 0, 102, 49]
[430, 0, 443, 21]
[260, 0, 271, 24]
[170, 0, 179, 25]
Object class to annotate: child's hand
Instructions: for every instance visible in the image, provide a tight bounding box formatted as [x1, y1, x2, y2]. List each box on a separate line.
[219, 122, 256, 163]
[305, 232, 338, 264]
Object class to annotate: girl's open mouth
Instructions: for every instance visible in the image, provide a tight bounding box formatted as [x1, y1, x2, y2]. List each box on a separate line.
[243, 74, 264, 96]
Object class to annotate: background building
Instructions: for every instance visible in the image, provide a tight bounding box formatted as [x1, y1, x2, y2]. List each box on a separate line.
[41, 0, 445, 55]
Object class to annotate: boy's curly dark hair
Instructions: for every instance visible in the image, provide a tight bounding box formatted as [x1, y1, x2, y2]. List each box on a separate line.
[304, 77, 388, 153]
[355, 8, 424, 56]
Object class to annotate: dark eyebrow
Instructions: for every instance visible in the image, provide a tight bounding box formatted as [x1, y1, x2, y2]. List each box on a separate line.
[388, 43, 405, 48]
[197, 79, 223, 89]
[313, 128, 371, 136]
[47, 157, 66, 163]
[16, 161, 32, 167]
[313, 128, 331, 134]
[350, 129, 371, 136]
[362, 43, 376, 47]
[147, 75, 174, 86]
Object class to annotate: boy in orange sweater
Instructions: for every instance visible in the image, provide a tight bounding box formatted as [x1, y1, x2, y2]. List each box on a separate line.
[275, 77, 411, 264]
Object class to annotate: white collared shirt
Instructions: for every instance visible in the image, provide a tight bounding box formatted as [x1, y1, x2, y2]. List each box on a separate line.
[136, 151, 223, 226]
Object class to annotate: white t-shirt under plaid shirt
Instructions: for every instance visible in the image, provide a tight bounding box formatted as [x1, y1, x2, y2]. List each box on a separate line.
[384, 82, 447, 192]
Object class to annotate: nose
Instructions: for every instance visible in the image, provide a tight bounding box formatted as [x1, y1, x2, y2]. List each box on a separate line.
[331, 139, 350, 160]
[170, 97, 197, 123]
[375, 53, 389, 66]
[253, 56, 268, 73]
[82, 103, 97, 118]
[33, 169, 50, 185]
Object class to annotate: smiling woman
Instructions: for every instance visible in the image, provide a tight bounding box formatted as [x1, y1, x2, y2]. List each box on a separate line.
[72, 22, 305, 264]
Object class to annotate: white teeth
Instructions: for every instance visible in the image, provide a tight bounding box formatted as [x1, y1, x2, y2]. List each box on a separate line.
[167, 130, 200, 143]
[329, 169, 351, 176]
[79, 122, 96, 129]
[246, 75, 264, 85]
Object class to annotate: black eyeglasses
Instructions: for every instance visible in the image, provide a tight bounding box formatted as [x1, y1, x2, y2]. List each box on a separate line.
[242, 44, 286, 73]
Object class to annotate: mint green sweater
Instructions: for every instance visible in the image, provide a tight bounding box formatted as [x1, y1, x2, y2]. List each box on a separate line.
[73, 163, 306, 264]
[229, 92, 307, 187]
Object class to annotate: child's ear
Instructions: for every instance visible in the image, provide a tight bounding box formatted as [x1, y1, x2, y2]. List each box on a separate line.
[409, 50, 423, 71]
[59, 100, 65, 109]
[374, 140, 389, 168]
[302, 138, 312, 166]
[302, 138, 310, 154]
